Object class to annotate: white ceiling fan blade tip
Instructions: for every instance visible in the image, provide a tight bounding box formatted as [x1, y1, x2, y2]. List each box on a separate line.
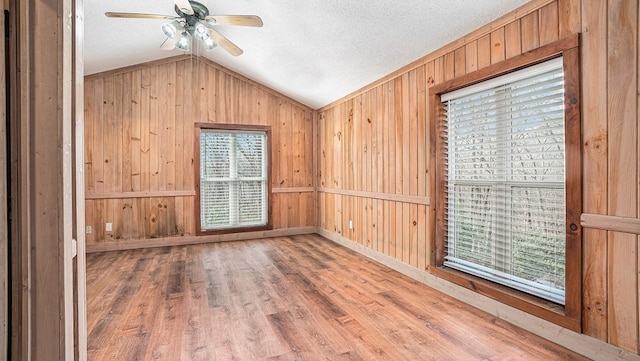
[174, 0, 195, 15]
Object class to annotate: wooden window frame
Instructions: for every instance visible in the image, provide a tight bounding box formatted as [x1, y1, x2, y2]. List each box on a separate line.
[428, 35, 582, 332]
[195, 123, 273, 236]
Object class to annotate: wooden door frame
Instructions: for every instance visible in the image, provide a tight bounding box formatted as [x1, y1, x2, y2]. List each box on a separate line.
[7, 0, 86, 359]
[1, 0, 8, 358]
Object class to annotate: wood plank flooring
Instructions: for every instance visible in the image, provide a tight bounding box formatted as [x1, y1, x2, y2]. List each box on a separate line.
[86, 234, 587, 360]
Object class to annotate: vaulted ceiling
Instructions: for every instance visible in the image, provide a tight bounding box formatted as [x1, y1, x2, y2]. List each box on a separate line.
[85, 0, 529, 109]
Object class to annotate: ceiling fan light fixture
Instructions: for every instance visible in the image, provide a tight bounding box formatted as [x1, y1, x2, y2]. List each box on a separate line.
[203, 38, 217, 51]
[175, 33, 190, 51]
[161, 20, 182, 39]
[105, 1, 262, 56]
[194, 22, 210, 41]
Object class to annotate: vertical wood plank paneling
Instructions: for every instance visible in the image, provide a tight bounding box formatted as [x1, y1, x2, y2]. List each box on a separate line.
[174, 64, 185, 191]
[164, 62, 177, 190]
[505, 20, 522, 59]
[84, 79, 95, 193]
[559, 0, 581, 37]
[465, 41, 478, 73]
[157, 66, 169, 192]
[607, 0, 639, 352]
[374, 87, 381, 250]
[113, 74, 124, 194]
[366, 89, 373, 248]
[401, 72, 411, 263]
[387, 81, 397, 258]
[394, 77, 404, 258]
[293, 106, 305, 188]
[444, 52, 455, 81]
[333, 106, 343, 235]
[539, 2, 560, 45]
[409, 69, 419, 267]
[477, 34, 492, 70]
[521, 11, 541, 52]
[140, 68, 151, 193]
[122, 72, 132, 193]
[376, 86, 385, 252]
[149, 66, 160, 192]
[182, 62, 195, 223]
[454, 47, 466, 78]
[417, 65, 427, 270]
[581, 0, 609, 341]
[490, 28, 506, 64]
[131, 70, 142, 192]
[280, 101, 292, 227]
[93, 77, 113, 192]
[340, 104, 349, 235]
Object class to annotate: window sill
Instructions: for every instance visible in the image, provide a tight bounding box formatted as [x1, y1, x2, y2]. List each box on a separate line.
[428, 265, 580, 332]
[197, 224, 273, 236]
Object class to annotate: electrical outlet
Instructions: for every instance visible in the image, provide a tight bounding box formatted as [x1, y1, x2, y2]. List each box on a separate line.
[349, 220, 353, 230]
[86, 226, 92, 234]
[105, 223, 113, 232]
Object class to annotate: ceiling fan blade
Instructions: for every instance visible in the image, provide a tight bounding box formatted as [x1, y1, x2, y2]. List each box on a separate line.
[105, 12, 176, 20]
[160, 37, 177, 50]
[204, 15, 263, 27]
[174, 0, 194, 15]
[202, 24, 244, 56]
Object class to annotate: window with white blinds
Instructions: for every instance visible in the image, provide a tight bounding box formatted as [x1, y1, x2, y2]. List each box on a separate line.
[199, 129, 268, 231]
[441, 57, 566, 304]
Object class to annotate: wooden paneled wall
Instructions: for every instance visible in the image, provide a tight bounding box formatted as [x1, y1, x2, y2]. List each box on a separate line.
[317, 0, 640, 355]
[84, 56, 315, 246]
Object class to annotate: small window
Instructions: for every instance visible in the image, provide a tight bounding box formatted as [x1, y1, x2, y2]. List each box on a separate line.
[196, 124, 272, 234]
[441, 57, 566, 304]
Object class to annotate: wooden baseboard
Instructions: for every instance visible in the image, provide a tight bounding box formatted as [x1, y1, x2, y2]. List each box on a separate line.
[86, 227, 317, 253]
[316, 228, 640, 361]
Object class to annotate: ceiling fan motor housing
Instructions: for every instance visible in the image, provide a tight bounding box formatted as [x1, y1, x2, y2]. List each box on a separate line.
[176, 1, 210, 34]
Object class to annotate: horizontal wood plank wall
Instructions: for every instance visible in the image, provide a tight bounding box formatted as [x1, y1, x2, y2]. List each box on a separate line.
[318, 0, 640, 355]
[84, 57, 314, 245]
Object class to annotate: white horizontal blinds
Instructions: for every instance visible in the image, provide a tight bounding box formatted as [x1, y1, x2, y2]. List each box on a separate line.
[442, 57, 566, 304]
[200, 129, 268, 230]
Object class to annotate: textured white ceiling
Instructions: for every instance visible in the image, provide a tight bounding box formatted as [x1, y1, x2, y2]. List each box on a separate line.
[85, 0, 529, 109]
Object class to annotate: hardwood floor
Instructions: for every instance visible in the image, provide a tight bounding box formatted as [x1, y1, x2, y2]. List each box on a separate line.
[86, 234, 587, 360]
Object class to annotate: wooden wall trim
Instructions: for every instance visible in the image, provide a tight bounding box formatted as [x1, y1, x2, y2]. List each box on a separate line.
[316, 228, 640, 361]
[581, 214, 640, 235]
[272, 187, 314, 194]
[318, 0, 557, 111]
[0, 3, 7, 357]
[85, 190, 196, 199]
[84, 187, 314, 199]
[11, 0, 78, 357]
[318, 187, 431, 205]
[85, 226, 316, 253]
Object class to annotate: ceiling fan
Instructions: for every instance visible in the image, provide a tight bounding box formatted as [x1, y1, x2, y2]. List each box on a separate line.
[105, 0, 263, 56]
